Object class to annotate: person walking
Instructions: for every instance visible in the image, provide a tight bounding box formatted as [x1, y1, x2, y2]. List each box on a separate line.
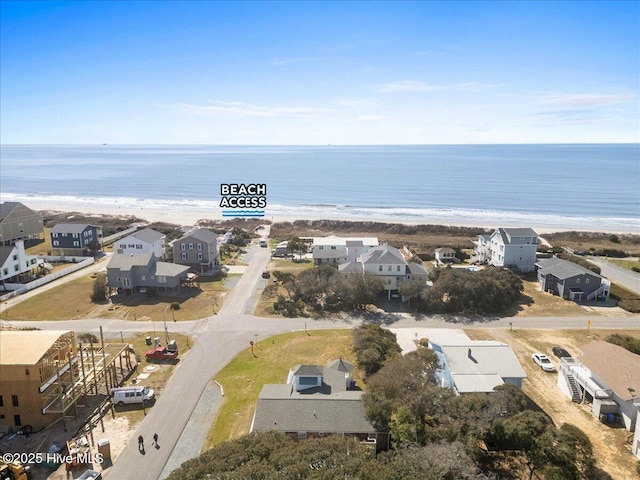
[153, 433, 158, 446]
[138, 435, 144, 450]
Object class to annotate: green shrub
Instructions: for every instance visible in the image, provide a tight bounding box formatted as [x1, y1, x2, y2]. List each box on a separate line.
[605, 334, 640, 355]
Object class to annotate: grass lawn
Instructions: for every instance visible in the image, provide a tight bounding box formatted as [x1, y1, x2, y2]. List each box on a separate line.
[254, 258, 314, 317]
[4, 274, 229, 321]
[4, 276, 97, 321]
[607, 258, 640, 271]
[511, 280, 589, 317]
[205, 329, 361, 450]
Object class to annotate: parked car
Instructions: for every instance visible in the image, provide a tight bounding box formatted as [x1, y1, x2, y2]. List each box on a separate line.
[552, 346, 571, 359]
[532, 353, 555, 372]
[261, 270, 270, 279]
[145, 346, 178, 362]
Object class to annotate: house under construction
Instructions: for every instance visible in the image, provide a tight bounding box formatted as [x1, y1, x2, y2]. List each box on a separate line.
[0, 329, 134, 433]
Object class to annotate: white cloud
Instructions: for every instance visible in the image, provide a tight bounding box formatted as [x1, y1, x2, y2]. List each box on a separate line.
[171, 101, 334, 119]
[355, 115, 386, 121]
[373, 80, 505, 93]
[538, 92, 636, 107]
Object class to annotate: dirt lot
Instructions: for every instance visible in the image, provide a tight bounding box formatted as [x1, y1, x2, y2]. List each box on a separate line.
[466, 328, 640, 480]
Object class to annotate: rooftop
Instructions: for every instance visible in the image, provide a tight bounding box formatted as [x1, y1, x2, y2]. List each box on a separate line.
[579, 341, 640, 400]
[51, 223, 100, 234]
[177, 228, 218, 244]
[130, 227, 165, 243]
[361, 244, 406, 265]
[0, 330, 74, 365]
[313, 236, 379, 247]
[536, 257, 603, 280]
[438, 341, 527, 380]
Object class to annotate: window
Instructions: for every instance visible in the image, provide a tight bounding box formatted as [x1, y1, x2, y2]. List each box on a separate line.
[197, 253, 203, 260]
[141, 275, 146, 281]
[197, 244, 202, 251]
[53, 233, 58, 238]
[181, 243, 186, 251]
[14, 415, 21, 427]
[331, 246, 336, 250]
[188, 243, 194, 250]
[388, 265, 392, 271]
[157, 276, 166, 284]
[117, 277, 121, 282]
[181, 253, 187, 260]
[73, 233, 79, 238]
[136, 244, 142, 249]
[14, 265, 19, 272]
[73, 241, 80, 246]
[2, 268, 7, 275]
[585, 278, 590, 284]
[397, 265, 401, 272]
[123, 278, 130, 287]
[12, 395, 18, 407]
[297, 432, 307, 439]
[378, 265, 382, 272]
[12, 254, 17, 261]
[25, 369, 30, 376]
[0, 395, 3, 407]
[319, 246, 323, 250]
[576, 278, 580, 284]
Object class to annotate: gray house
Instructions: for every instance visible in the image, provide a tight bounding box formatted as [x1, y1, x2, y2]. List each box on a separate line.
[0, 202, 44, 246]
[250, 358, 389, 451]
[536, 257, 610, 302]
[173, 228, 219, 273]
[51, 223, 103, 256]
[107, 254, 190, 295]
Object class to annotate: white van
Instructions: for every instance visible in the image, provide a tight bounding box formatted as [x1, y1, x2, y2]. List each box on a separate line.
[259, 238, 267, 247]
[110, 386, 154, 406]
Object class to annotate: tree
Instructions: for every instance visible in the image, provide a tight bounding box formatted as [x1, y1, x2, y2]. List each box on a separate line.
[352, 324, 402, 377]
[341, 273, 385, 310]
[286, 236, 307, 259]
[86, 240, 102, 255]
[90, 273, 108, 302]
[398, 277, 427, 308]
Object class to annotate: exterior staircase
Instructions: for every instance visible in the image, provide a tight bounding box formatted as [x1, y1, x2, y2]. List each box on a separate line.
[563, 368, 582, 403]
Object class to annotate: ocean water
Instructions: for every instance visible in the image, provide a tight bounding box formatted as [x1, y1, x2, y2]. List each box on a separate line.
[0, 144, 638, 230]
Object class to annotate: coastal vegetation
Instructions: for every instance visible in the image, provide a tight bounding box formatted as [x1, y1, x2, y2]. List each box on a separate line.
[352, 324, 402, 377]
[609, 283, 640, 313]
[605, 333, 640, 355]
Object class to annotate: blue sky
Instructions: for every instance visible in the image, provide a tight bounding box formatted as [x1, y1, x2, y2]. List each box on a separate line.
[1, 1, 638, 144]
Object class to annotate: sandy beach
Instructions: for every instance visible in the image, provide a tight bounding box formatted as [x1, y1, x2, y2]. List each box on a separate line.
[22, 198, 638, 235]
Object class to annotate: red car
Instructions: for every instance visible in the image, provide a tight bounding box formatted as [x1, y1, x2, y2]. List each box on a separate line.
[145, 346, 178, 362]
[261, 270, 270, 279]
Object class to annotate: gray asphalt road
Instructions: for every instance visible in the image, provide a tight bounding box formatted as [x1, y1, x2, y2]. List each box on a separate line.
[2, 237, 639, 480]
[586, 256, 640, 295]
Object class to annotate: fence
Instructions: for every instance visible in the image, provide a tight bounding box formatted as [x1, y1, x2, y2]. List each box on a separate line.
[0, 257, 94, 301]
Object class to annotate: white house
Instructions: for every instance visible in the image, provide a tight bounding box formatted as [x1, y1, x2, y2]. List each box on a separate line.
[474, 228, 538, 272]
[339, 244, 428, 300]
[0, 240, 41, 286]
[115, 228, 166, 259]
[435, 247, 457, 265]
[557, 341, 640, 432]
[312, 236, 378, 265]
[430, 339, 527, 394]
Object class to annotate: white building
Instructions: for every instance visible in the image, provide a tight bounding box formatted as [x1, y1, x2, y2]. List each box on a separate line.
[312, 236, 378, 265]
[473, 228, 538, 272]
[0, 240, 41, 286]
[339, 244, 429, 300]
[430, 339, 527, 394]
[115, 228, 166, 259]
[557, 341, 640, 432]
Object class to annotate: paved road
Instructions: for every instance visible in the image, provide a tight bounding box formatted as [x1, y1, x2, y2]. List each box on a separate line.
[2, 233, 639, 480]
[586, 256, 640, 295]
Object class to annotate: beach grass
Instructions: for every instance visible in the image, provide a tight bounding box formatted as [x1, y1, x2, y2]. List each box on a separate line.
[205, 329, 361, 450]
[607, 258, 640, 271]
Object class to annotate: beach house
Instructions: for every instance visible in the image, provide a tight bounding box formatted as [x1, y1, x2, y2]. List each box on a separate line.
[107, 254, 190, 295]
[172, 228, 219, 273]
[430, 339, 527, 394]
[250, 358, 389, 451]
[115, 227, 166, 259]
[536, 257, 610, 302]
[0, 240, 41, 287]
[339, 244, 428, 299]
[0, 202, 44, 246]
[50, 223, 103, 256]
[473, 227, 538, 272]
[312, 236, 379, 265]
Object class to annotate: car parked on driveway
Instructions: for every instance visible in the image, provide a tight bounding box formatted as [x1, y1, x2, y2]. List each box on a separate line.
[552, 346, 571, 359]
[532, 353, 556, 372]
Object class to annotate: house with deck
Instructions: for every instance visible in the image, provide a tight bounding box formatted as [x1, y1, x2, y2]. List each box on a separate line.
[115, 228, 166, 259]
[557, 341, 640, 433]
[250, 358, 389, 451]
[435, 247, 457, 265]
[0, 240, 42, 287]
[0, 202, 44, 246]
[50, 224, 103, 256]
[473, 227, 538, 272]
[107, 254, 190, 295]
[312, 236, 379, 265]
[339, 244, 429, 300]
[536, 257, 609, 302]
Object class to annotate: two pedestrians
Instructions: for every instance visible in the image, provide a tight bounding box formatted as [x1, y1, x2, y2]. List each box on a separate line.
[138, 432, 159, 454]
